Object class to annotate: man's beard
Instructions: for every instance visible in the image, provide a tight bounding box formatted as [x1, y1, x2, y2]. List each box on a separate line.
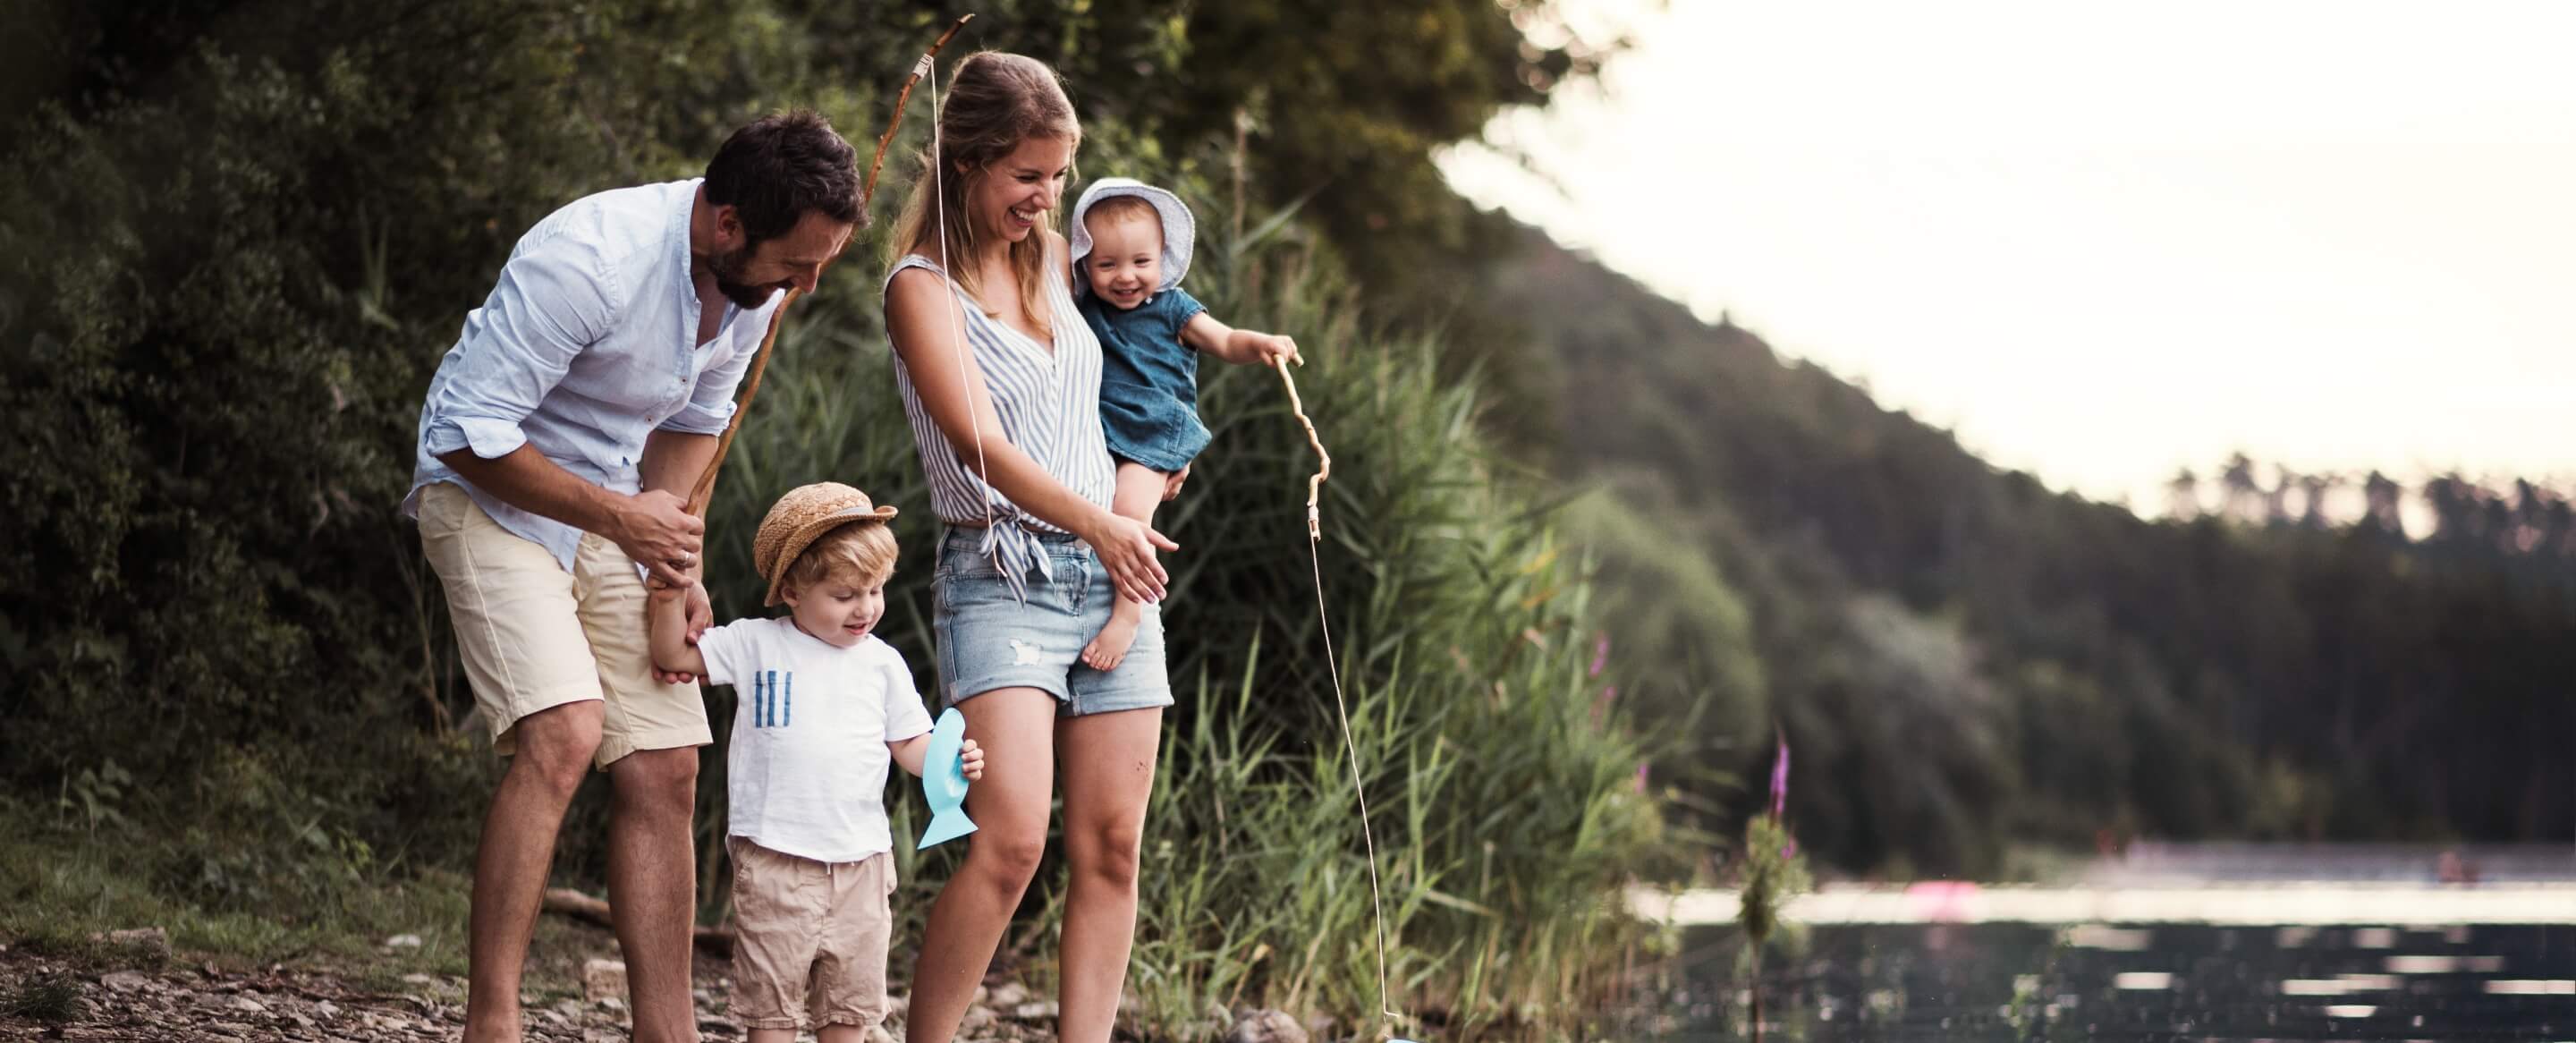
[707, 244, 784, 310]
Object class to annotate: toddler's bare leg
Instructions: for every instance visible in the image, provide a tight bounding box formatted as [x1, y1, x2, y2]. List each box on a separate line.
[1081, 462, 1168, 671]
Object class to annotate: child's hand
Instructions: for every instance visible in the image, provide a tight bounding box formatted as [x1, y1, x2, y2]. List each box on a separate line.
[646, 574, 684, 603]
[1251, 332, 1301, 368]
[958, 738, 986, 781]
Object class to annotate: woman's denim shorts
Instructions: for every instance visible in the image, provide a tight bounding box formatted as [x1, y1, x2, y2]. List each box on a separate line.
[932, 526, 1174, 717]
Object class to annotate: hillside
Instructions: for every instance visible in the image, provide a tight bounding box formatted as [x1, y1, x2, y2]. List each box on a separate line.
[1488, 225, 2576, 874]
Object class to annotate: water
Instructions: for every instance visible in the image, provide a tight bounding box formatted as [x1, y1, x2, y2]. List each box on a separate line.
[1651, 922, 2576, 1040]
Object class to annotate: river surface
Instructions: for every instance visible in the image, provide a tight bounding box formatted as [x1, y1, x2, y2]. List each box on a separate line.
[1652, 921, 2576, 1040]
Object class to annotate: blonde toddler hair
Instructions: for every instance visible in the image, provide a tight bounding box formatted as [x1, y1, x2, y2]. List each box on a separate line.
[780, 521, 898, 597]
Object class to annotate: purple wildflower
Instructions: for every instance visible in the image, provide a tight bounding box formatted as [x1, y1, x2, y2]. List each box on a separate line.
[1589, 633, 1610, 678]
[1768, 731, 1791, 820]
[1633, 761, 1649, 794]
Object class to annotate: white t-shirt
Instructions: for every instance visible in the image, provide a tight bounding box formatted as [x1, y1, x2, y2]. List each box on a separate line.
[696, 617, 933, 862]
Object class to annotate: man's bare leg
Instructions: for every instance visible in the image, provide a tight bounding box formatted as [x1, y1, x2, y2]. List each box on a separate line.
[606, 745, 702, 1043]
[1080, 462, 1170, 671]
[464, 702, 606, 1043]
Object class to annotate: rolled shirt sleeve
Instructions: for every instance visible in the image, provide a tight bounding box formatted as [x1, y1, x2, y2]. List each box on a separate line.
[421, 241, 621, 459]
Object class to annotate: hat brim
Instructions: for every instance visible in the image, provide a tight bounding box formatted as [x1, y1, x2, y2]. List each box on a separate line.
[762, 505, 899, 606]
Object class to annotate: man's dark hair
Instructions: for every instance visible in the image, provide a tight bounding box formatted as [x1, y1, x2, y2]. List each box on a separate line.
[704, 110, 864, 242]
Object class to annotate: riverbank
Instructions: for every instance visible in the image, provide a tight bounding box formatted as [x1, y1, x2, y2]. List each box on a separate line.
[0, 920, 1069, 1042]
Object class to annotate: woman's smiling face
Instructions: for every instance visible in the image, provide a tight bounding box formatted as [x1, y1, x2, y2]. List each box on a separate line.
[969, 134, 1073, 244]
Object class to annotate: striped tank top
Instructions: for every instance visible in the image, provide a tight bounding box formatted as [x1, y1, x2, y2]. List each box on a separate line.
[882, 251, 1116, 600]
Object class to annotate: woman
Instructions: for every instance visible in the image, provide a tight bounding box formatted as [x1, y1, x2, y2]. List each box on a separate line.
[878, 51, 1174, 1043]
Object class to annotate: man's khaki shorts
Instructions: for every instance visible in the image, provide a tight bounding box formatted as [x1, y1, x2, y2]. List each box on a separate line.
[726, 837, 895, 1031]
[416, 481, 710, 767]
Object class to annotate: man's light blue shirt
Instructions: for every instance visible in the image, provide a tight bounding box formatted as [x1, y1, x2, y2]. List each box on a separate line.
[403, 178, 779, 571]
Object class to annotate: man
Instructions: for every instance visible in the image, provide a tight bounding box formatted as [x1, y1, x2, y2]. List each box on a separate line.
[405, 111, 862, 1043]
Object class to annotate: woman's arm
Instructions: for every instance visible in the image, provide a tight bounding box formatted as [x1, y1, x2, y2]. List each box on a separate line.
[885, 261, 1175, 603]
[1181, 311, 1300, 368]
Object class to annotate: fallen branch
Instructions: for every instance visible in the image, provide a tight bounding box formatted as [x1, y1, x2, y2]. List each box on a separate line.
[541, 888, 734, 957]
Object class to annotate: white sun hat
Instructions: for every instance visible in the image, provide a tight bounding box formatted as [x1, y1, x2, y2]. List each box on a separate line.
[1068, 177, 1195, 294]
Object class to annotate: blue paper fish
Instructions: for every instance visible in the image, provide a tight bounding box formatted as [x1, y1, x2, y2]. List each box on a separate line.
[918, 708, 977, 848]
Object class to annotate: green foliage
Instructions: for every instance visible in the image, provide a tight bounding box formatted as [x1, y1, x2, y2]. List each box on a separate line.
[1734, 816, 1809, 956]
[4, 1, 1665, 1035]
[0, 794, 481, 979]
[0, 972, 81, 1022]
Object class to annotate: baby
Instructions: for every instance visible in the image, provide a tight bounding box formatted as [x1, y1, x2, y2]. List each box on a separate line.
[1069, 177, 1301, 669]
[647, 481, 983, 1042]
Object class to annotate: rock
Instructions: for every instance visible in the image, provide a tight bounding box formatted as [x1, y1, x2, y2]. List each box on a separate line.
[867, 1024, 897, 1043]
[401, 972, 435, 986]
[385, 933, 424, 950]
[1012, 1001, 1058, 1021]
[596, 996, 628, 1013]
[1224, 1009, 1309, 1043]
[315, 999, 340, 1019]
[101, 970, 151, 993]
[231, 994, 269, 1013]
[582, 958, 629, 1003]
[987, 981, 1030, 1007]
[90, 926, 171, 961]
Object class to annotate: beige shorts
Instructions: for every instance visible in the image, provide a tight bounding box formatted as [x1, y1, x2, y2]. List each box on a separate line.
[415, 481, 710, 767]
[726, 838, 895, 1030]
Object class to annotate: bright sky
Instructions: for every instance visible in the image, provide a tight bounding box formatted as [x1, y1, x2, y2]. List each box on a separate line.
[1438, 2, 2576, 513]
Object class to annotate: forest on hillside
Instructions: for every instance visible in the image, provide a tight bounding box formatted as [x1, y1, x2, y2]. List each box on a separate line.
[1488, 227, 2576, 876]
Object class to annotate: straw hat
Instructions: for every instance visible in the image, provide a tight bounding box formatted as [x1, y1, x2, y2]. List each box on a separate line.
[751, 482, 898, 606]
[1068, 177, 1194, 294]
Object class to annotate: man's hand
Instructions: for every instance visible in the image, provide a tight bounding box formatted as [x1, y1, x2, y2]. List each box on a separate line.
[611, 488, 704, 587]
[1161, 463, 1191, 503]
[958, 737, 987, 781]
[651, 580, 712, 685]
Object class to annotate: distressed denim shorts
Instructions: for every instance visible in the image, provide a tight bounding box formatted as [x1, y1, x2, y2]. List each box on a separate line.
[932, 526, 1174, 716]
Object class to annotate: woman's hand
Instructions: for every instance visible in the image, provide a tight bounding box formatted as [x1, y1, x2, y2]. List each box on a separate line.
[1085, 510, 1176, 604]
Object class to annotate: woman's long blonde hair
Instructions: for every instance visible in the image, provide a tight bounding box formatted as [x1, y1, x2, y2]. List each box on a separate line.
[890, 51, 1080, 337]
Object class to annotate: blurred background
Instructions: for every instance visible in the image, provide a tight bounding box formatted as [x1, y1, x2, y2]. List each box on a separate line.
[2, 1, 2569, 1039]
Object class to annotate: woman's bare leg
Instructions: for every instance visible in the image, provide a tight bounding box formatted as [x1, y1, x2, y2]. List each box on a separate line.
[1080, 463, 1170, 671]
[1052, 707, 1163, 1043]
[904, 688, 1059, 1043]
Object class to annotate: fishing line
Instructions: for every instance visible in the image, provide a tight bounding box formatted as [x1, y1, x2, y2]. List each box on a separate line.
[923, 54, 1001, 551]
[1275, 360, 1404, 1029]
